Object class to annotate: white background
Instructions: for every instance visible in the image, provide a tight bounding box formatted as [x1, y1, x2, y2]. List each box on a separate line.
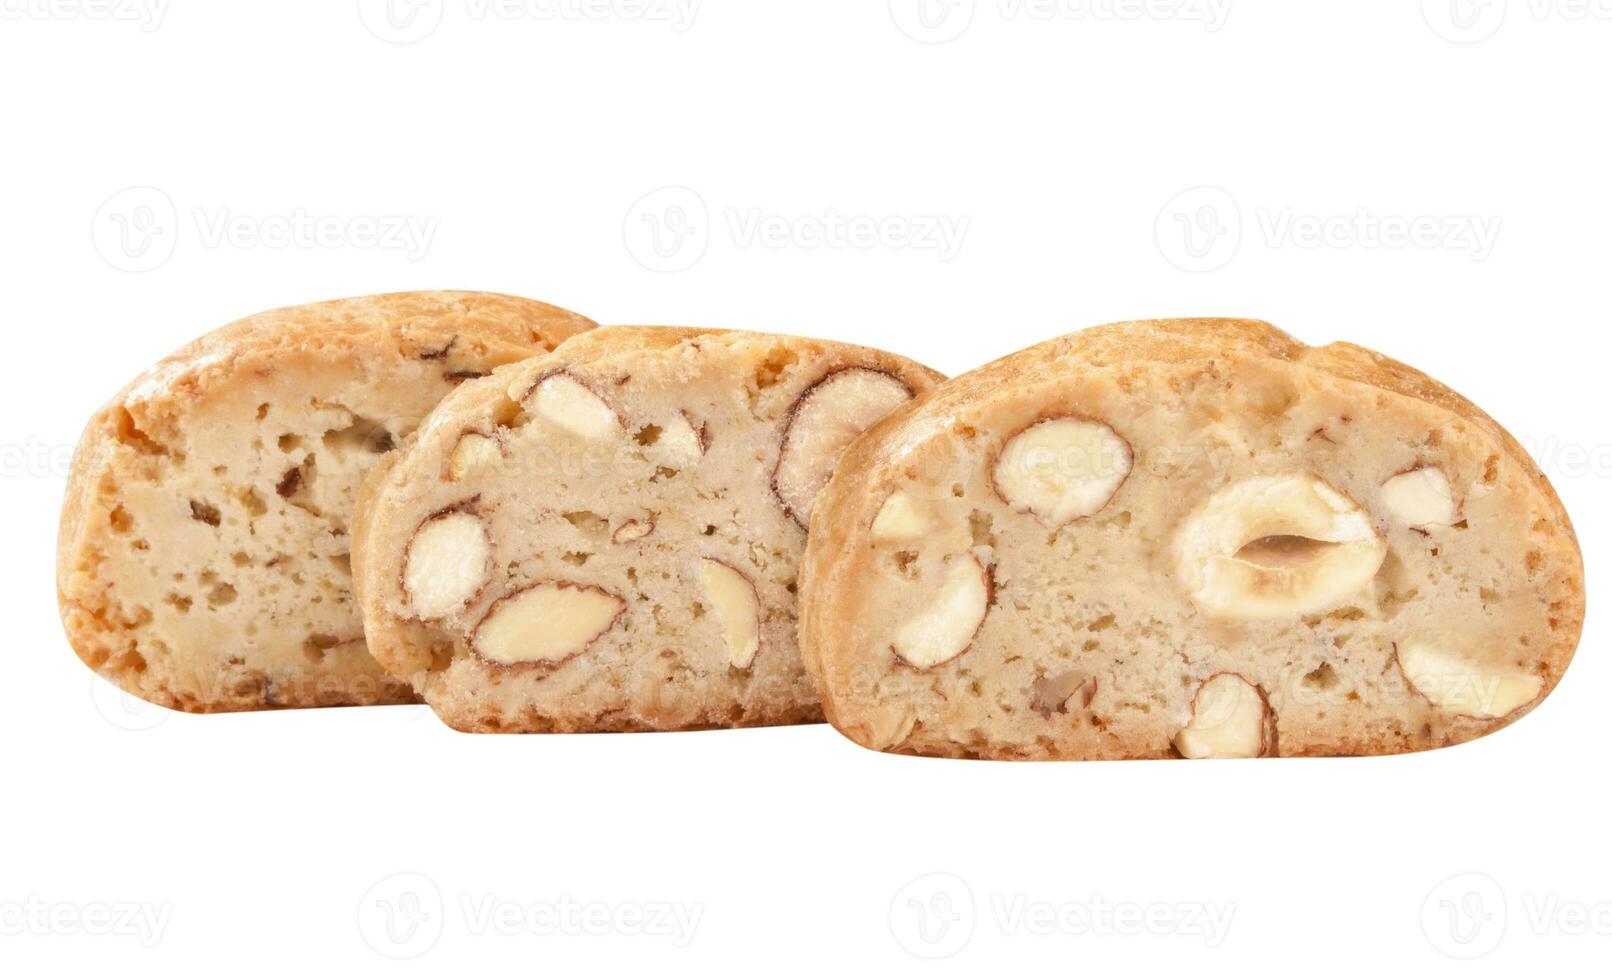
[2, 0, 1607, 975]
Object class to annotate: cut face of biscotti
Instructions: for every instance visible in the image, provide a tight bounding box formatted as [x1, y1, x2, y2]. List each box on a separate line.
[58, 292, 595, 711]
[352, 327, 942, 732]
[800, 319, 1584, 760]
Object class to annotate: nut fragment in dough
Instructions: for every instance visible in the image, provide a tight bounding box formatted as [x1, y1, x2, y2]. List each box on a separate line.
[774, 368, 913, 528]
[1173, 673, 1269, 759]
[1397, 641, 1541, 719]
[660, 413, 705, 465]
[1172, 473, 1387, 621]
[1381, 467, 1459, 529]
[891, 555, 991, 669]
[470, 582, 626, 666]
[529, 373, 621, 441]
[448, 432, 501, 481]
[992, 417, 1133, 526]
[699, 558, 761, 669]
[612, 520, 655, 544]
[403, 511, 492, 620]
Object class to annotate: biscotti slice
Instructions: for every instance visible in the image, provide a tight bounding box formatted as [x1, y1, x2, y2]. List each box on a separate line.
[58, 291, 595, 711]
[351, 327, 942, 732]
[800, 318, 1584, 760]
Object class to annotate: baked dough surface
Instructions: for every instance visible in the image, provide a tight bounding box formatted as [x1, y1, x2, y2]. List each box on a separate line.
[58, 291, 594, 710]
[800, 319, 1585, 759]
[353, 327, 942, 732]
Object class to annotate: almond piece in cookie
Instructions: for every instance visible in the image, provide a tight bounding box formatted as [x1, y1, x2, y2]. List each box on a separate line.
[527, 371, 623, 441]
[1396, 640, 1542, 719]
[699, 558, 760, 669]
[1173, 674, 1270, 759]
[402, 510, 492, 620]
[891, 556, 992, 669]
[1381, 466, 1460, 529]
[1171, 473, 1387, 621]
[470, 582, 626, 667]
[992, 417, 1132, 526]
[774, 368, 913, 528]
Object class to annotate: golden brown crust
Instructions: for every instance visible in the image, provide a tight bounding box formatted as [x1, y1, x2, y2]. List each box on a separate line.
[58, 291, 596, 712]
[802, 318, 1586, 760]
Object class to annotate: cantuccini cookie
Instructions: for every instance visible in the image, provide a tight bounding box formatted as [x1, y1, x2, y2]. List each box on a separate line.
[352, 326, 941, 732]
[799, 318, 1584, 759]
[58, 291, 594, 710]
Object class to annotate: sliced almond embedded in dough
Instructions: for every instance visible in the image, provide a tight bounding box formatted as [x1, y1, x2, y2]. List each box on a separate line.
[699, 558, 760, 669]
[659, 412, 705, 465]
[870, 490, 936, 543]
[1172, 473, 1387, 621]
[1396, 641, 1542, 719]
[470, 582, 625, 666]
[402, 511, 492, 620]
[612, 519, 654, 544]
[1174, 673, 1269, 759]
[448, 432, 501, 481]
[992, 417, 1132, 525]
[1381, 467, 1459, 529]
[870, 489, 971, 553]
[891, 555, 991, 669]
[1031, 669, 1098, 718]
[773, 367, 913, 527]
[528, 372, 621, 441]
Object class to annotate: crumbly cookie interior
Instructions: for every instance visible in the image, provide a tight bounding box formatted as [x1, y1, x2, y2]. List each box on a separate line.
[359, 331, 937, 732]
